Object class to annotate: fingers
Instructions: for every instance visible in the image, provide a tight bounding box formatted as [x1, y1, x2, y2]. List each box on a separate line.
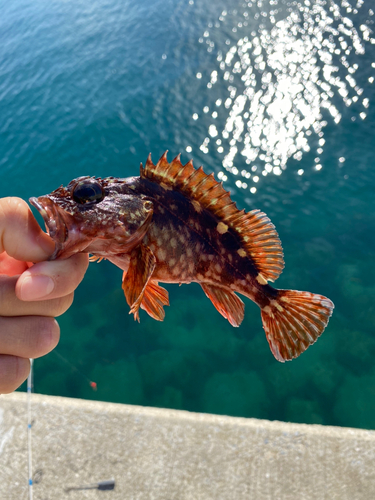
[0, 198, 89, 394]
[15, 253, 89, 302]
[0, 253, 88, 316]
[0, 317, 60, 394]
[0, 197, 55, 262]
[0, 356, 30, 394]
[0, 276, 74, 317]
[0, 252, 31, 276]
[0, 317, 60, 358]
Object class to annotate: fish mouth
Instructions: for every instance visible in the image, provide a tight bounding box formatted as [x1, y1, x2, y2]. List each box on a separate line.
[29, 196, 67, 260]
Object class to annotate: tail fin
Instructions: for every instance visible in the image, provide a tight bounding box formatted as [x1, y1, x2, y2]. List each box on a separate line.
[261, 290, 334, 362]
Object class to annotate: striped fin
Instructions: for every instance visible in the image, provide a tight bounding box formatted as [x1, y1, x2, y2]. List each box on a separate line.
[225, 209, 284, 282]
[261, 290, 334, 361]
[141, 152, 284, 282]
[122, 243, 156, 322]
[140, 281, 169, 321]
[201, 283, 244, 327]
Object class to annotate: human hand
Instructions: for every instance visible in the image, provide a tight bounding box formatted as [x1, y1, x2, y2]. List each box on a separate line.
[0, 197, 89, 393]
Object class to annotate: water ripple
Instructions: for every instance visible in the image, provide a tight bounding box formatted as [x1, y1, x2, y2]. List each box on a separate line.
[193, 0, 375, 193]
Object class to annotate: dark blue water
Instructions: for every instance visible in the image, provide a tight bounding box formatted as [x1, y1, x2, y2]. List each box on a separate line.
[2, 0, 375, 429]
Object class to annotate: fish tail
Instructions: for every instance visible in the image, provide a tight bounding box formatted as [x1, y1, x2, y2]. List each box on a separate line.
[260, 289, 334, 362]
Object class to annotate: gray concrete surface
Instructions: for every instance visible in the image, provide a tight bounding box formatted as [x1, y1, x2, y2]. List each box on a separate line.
[0, 392, 375, 500]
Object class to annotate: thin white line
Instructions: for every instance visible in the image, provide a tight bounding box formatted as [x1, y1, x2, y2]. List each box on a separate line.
[27, 359, 33, 500]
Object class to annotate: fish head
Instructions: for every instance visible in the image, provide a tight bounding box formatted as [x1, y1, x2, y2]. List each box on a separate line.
[29, 176, 153, 260]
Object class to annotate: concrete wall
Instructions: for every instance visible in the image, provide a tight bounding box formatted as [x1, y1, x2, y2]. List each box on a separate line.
[1, 392, 375, 499]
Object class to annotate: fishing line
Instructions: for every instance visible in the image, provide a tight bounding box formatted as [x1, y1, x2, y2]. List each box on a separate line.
[52, 349, 97, 390]
[27, 358, 34, 500]
[25, 360, 113, 498]
[25, 352, 97, 499]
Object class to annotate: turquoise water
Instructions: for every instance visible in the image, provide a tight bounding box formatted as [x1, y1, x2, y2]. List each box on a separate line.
[1, 0, 375, 429]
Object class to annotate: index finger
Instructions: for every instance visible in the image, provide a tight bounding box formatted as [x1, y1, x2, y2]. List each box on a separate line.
[0, 197, 55, 262]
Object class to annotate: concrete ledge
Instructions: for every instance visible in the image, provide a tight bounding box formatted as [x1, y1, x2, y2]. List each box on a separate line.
[1, 392, 375, 499]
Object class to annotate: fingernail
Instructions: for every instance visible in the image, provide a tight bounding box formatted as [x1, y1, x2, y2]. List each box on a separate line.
[19, 275, 55, 300]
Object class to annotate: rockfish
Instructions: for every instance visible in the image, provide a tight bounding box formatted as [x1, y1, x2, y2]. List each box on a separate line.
[29, 152, 334, 361]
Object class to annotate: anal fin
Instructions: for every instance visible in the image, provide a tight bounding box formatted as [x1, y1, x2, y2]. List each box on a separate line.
[201, 283, 244, 327]
[122, 244, 156, 321]
[140, 281, 169, 321]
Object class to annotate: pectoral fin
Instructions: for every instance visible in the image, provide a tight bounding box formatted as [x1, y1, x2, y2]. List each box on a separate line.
[122, 244, 156, 321]
[201, 283, 244, 327]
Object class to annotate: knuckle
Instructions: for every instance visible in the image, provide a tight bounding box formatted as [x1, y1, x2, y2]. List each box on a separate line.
[61, 254, 89, 286]
[36, 293, 74, 318]
[0, 316, 59, 360]
[51, 292, 74, 317]
[0, 276, 13, 307]
[0, 197, 28, 218]
[29, 317, 60, 357]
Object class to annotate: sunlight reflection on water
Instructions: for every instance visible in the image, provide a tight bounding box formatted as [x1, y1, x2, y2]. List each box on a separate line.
[191, 0, 375, 194]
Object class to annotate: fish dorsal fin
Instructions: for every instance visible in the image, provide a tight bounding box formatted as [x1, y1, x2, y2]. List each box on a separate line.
[140, 152, 284, 282]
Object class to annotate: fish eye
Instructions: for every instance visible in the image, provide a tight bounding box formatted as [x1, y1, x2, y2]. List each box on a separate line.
[72, 180, 105, 204]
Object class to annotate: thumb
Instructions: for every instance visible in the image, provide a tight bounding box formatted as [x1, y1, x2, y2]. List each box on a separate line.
[0, 197, 55, 262]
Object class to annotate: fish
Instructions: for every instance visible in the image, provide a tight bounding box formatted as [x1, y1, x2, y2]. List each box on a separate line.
[29, 152, 334, 362]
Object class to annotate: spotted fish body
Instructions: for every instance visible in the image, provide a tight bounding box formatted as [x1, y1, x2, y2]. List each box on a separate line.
[30, 152, 334, 362]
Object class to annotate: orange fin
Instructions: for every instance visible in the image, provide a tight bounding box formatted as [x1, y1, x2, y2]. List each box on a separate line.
[122, 244, 156, 321]
[261, 290, 334, 362]
[89, 255, 105, 263]
[226, 209, 284, 282]
[201, 283, 244, 327]
[141, 152, 284, 282]
[140, 281, 169, 321]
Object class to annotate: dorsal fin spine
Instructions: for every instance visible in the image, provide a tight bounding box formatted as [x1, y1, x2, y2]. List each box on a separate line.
[196, 173, 217, 194]
[166, 156, 184, 183]
[146, 153, 154, 167]
[215, 202, 238, 219]
[141, 152, 285, 281]
[191, 168, 214, 194]
[186, 167, 205, 192]
[201, 184, 227, 206]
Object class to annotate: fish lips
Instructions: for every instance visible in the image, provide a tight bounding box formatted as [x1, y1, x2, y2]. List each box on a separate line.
[29, 196, 67, 260]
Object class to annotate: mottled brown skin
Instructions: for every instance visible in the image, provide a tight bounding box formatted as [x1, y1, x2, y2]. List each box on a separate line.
[30, 152, 333, 362]
[32, 175, 271, 303]
[131, 176, 276, 307]
[30, 176, 154, 262]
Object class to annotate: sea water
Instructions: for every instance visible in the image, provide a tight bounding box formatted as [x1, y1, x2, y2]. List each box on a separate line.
[1, 0, 375, 429]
